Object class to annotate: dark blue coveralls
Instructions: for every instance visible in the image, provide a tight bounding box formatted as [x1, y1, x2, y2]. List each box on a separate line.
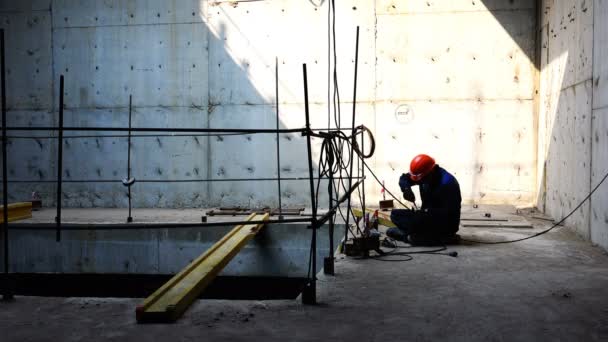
[387, 165, 462, 245]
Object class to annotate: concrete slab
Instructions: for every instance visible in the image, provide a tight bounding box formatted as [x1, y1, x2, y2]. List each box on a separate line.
[3, 0, 538, 211]
[376, 9, 536, 101]
[52, 0, 207, 28]
[207, 0, 376, 105]
[53, 22, 209, 108]
[373, 100, 536, 205]
[590, 0, 608, 250]
[0, 10, 53, 109]
[593, 0, 608, 110]
[591, 107, 608, 249]
[538, 0, 594, 240]
[376, 0, 535, 14]
[544, 80, 592, 238]
[0, 0, 49, 13]
[546, 0, 593, 89]
[7, 219, 344, 277]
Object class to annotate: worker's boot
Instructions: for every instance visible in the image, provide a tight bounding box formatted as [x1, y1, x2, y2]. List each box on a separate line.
[386, 227, 408, 242]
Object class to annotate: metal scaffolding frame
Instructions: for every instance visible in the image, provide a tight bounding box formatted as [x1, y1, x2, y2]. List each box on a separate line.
[0, 28, 366, 304]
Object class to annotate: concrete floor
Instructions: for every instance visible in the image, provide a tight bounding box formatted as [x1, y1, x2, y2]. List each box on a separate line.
[2, 206, 608, 341]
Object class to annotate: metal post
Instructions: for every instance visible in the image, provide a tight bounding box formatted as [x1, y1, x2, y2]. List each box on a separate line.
[361, 129, 366, 225]
[1, 29, 13, 300]
[275, 58, 283, 220]
[127, 95, 133, 223]
[55, 75, 64, 242]
[344, 26, 360, 247]
[302, 64, 317, 305]
[324, 169, 335, 275]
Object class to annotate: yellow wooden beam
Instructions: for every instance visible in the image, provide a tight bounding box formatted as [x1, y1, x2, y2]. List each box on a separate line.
[352, 208, 396, 228]
[136, 213, 269, 323]
[0, 202, 32, 223]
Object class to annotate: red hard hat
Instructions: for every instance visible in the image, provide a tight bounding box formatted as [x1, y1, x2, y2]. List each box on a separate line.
[409, 154, 436, 182]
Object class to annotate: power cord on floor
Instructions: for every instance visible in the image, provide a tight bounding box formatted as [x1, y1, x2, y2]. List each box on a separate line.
[352, 236, 458, 262]
[462, 171, 608, 245]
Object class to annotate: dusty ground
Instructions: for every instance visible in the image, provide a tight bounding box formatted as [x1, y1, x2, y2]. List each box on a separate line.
[2, 206, 608, 341]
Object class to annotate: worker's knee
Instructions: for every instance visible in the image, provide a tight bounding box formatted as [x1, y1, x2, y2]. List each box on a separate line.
[390, 209, 409, 222]
[390, 209, 416, 227]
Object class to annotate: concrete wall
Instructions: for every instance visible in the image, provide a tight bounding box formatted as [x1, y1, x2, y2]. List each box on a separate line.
[6, 223, 345, 277]
[374, 0, 538, 206]
[1, 1, 538, 209]
[538, 0, 608, 249]
[591, 0, 608, 250]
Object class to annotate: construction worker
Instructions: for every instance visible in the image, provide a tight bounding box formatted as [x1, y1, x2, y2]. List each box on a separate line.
[387, 154, 462, 245]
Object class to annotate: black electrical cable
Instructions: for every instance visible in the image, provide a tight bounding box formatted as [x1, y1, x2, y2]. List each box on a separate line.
[345, 140, 411, 209]
[328, 0, 364, 231]
[312, 3, 363, 278]
[352, 237, 455, 262]
[351, 125, 376, 159]
[462, 171, 608, 244]
[318, 0, 409, 250]
[315, 129, 365, 236]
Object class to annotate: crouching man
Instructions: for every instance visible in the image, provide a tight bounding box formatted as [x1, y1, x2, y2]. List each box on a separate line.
[387, 154, 462, 245]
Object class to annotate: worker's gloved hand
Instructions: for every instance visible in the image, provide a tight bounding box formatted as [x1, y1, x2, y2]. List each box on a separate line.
[399, 173, 411, 192]
[402, 187, 415, 203]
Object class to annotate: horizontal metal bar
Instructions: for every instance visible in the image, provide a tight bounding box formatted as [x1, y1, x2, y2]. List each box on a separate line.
[315, 179, 364, 226]
[8, 217, 313, 230]
[6, 133, 250, 139]
[6, 126, 307, 134]
[311, 127, 355, 131]
[7, 176, 364, 183]
[4, 128, 354, 140]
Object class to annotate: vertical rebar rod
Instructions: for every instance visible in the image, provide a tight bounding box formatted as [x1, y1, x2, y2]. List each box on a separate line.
[303, 64, 317, 303]
[127, 95, 133, 222]
[329, 170, 334, 253]
[55, 75, 64, 242]
[361, 130, 366, 226]
[275, 58, 283, 219]
[344, 26, 360, 245]
[325, 163, 335, 275]
[1, 29, 11, 299]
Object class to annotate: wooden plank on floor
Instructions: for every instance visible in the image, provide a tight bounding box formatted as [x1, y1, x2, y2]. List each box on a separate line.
[0, 202, 33, 223]
[135, 213, 269, 323]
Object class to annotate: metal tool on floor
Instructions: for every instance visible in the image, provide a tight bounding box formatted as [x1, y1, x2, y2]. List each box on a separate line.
[379, 181, 394, 210]
[344, 209, 382, 257]
[136, 213, 269, 323]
